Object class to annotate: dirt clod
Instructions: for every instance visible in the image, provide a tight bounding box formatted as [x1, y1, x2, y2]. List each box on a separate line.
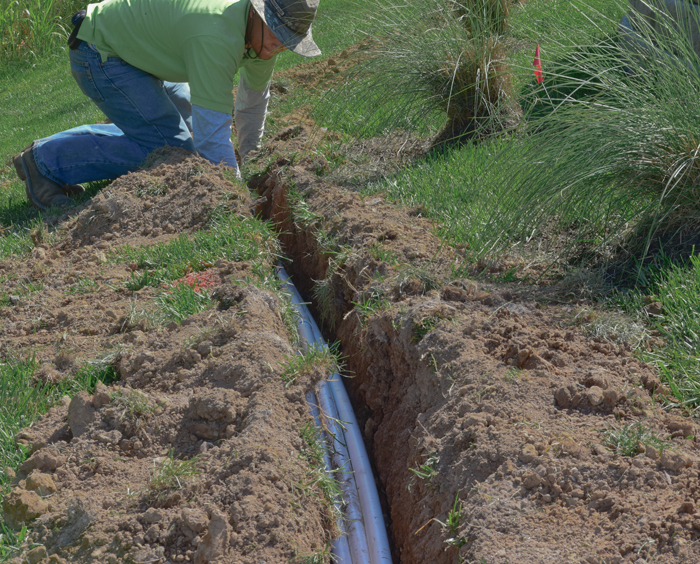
[2, 489, 49, 527]
[67, 391, 96, 438]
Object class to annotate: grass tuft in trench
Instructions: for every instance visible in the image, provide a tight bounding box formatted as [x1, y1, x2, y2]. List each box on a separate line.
[297, 422, 343, 535]
[292, 545, 334, 564]
[312, 247, 354, 331]
[408, 452, 440, 491]
[353, 287, 392, 328]
[286, 185, 323, 231]
[280, 343, 342, 388]
[413, 315, 445, 342]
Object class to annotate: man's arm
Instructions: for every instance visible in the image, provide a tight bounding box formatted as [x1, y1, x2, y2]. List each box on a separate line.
[192, 105, 238, 173]
[234, 75, 271, 163]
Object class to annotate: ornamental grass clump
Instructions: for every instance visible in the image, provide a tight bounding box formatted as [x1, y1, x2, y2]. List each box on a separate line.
[449, 0, 510, 36]
[320, 0, 516, 142]
[488, 0, 700, 264]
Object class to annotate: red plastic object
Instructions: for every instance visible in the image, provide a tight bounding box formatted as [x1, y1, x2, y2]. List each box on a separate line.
[533, 43, 543, 84]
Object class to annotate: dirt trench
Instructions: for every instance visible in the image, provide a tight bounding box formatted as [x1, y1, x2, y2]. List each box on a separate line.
[249, 126, 700, 564]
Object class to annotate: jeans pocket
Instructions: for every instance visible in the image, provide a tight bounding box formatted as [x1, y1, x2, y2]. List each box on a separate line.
[70, 59, 104, 103]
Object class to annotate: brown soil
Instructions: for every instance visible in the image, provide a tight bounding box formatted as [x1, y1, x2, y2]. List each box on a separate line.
[0, 149, 333, 564]
[250, 126, 700, 564]
[3, 123, 700, 564]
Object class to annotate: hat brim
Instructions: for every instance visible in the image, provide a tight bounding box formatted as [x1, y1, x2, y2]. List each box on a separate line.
[249, 0, 321, 57]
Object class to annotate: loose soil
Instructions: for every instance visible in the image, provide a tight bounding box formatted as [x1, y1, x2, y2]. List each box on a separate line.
[249, 125, 700, 564]
[0, 149, 333, 564]
[3, 124, 700, 564]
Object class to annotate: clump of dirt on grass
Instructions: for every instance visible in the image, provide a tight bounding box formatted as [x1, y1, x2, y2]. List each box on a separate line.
[60, 146, 249, 250]
[254, 137, 700, 564]
[0, 150, 335, 564]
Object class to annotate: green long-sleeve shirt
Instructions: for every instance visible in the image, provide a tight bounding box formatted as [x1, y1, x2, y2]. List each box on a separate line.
[77, 0, 277, 113]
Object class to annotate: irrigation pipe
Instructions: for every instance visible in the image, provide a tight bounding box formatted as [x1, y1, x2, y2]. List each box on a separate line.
[278, 267, 393, 564]
[316, 384, 371, 563]
[306, 391, 353, 564]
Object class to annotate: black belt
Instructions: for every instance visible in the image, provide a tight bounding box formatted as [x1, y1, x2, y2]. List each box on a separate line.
[67, 10, 87, 50]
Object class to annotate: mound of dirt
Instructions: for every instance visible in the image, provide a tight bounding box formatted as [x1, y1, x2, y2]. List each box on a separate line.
[0, 148, 250, 366]
[254, 134, 700, 564]
[0, 151, 334, 564]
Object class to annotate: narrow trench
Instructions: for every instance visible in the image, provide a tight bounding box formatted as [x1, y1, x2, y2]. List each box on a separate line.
[250, 173, 402, 563]
[247, 154, 700, 564]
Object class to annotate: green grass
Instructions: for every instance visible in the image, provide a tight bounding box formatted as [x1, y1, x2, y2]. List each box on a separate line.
[435, 493, 465, 548]
[353, 287, 391, 327]
[298, 421, 342, 531]
[611, 253, 700, 412]
[481, 0, 700, 260]
[362, 129, 517, 256]
[274, 0, 361, 72]
[148, 449, 200, 504]
[280, 343, 341, 388]
[314, 0, 512, 139]
[412, 315, 444, 342]
[65, 276, 98, 295]
[0, 275, 43, 307]
[0, 50, 107, 260]
[156, 283, 214, 323]
[116, 213, 280, 290]
[0, 355, 117, 488]
[293, 545, 334, 564]
[0, 523, 27, 561]
[408, 452, 440, 490]
[349, 0, 700, 264]
[0, 52, 103, 163]
[116, 210, 291, 327]
[603, 420, 671, 457]
[0, 0, 84, 65]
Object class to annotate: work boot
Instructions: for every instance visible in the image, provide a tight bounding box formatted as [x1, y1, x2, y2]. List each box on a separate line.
[13, 145, 75, 210]
[14, 144, 85, 199]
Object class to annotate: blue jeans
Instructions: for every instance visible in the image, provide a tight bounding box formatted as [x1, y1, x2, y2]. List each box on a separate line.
[34, 42, 195, 185]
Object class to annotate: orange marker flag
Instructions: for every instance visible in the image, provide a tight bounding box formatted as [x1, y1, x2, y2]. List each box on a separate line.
[533, 43, 543, 84]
